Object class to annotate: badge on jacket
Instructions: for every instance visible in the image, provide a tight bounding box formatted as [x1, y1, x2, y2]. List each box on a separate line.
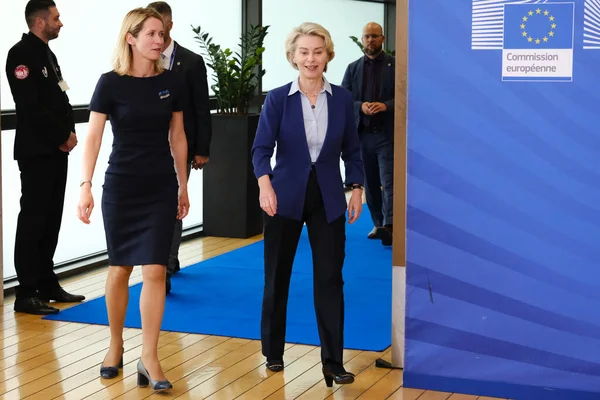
[42, 66, 48, 78]
[14, 65, 29, 80]
[159, 89, 170, 99]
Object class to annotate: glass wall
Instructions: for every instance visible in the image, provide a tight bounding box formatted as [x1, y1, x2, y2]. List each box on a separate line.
[0, 0, 241, 279]
[262, 0, 385, 90]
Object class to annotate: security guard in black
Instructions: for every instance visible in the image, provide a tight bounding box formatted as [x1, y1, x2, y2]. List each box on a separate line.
[6, 32, 74, 158]
[5, 0, 85, 315]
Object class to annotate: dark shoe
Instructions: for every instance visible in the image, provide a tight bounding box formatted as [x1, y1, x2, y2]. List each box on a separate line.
[367, 227, 380, 239]
[375, 226, 392, 246]
[14, 297, 59, 315]
[266, 359, 284, 372]
[322, 364, 355, 387]
[39, 287, 85, 303]
[165, 275, 171, 295]
[100, 347, 124, 379]
[137, 359, 172, 391]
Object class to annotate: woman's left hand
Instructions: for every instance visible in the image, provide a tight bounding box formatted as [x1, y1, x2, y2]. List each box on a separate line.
[347, 189, 363, 224]
[177, 186, 190, 220]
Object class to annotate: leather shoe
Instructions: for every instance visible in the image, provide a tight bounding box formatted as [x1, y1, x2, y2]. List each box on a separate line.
[367, 227, 380, 239]
[14, 297, 59, 315]
[375, 226, 393, 246]
[39, 287, 85, 303]
[322, 364, 355, 387]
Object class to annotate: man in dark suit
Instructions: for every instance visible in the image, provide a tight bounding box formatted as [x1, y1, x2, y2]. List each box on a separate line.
[6, 0, 85, 315]
[342, 22, 395, 246]
[148, 2, 212, 293]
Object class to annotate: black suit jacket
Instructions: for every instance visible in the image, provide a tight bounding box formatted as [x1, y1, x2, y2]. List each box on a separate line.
[341, 53, 395, 140]
[171, 41, 212, 160]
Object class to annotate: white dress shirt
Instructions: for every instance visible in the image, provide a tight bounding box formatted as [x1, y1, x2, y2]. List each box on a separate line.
[288, 76, 332, 163]
[161, 39, 175, 70]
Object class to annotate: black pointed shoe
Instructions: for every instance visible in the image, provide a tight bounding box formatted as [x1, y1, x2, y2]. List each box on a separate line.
[266, 359, 284, 372]
[322, 364, 355, 387]
[14, 297, 59, 315]
[100, 347, 124, 379]
[137, 359, 172, 391]
[39, 287, 85, 303]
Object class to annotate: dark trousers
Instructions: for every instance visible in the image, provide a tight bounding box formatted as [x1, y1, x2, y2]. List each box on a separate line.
[360, 130, 394, 227]
[261, 168, 346, 366]
[167, 161, 192, 276]
[14, 154, 68, 298]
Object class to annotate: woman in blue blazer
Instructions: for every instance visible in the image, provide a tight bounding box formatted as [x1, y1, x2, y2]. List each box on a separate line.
[252, 22, 365, 386]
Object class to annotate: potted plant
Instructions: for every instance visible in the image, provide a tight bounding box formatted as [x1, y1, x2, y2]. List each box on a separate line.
[192, 24, 269, 239]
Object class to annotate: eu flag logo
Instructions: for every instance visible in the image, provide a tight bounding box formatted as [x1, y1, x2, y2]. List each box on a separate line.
[503, 3, 574, 49]
[502, 2, 574, 82]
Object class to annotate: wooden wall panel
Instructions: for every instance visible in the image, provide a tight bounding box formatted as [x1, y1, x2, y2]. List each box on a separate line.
[392, 0, 407, 268]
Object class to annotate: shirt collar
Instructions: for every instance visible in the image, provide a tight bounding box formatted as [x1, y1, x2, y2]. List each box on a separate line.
[364, 51, 385, 63]
[162, 39, 175, 60]
[288, 76, 333, 96]
[24, 32, 49, 50]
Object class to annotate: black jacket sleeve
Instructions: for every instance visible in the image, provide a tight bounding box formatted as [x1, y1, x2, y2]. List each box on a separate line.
[6, 46, 71, 146]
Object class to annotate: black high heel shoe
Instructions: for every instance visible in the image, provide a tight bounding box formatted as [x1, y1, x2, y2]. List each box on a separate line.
[266, 359, 284, 372]
[137, 359, 172, 391]
[100, 347, 124, 379]
[322, 364, 355, 387]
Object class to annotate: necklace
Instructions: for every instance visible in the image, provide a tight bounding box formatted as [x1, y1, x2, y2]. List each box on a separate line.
[300, 86, 322, 110]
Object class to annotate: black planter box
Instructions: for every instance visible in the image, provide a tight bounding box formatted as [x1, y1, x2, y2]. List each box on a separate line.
[202, 113, 263, 238]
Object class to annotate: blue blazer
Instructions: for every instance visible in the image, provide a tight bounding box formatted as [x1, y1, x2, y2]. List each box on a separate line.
[342, 53, 395, 138]
[252, 82, 364, 223]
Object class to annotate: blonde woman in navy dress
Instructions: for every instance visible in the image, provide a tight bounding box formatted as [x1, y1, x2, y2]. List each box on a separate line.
[76, 7, 189, 392]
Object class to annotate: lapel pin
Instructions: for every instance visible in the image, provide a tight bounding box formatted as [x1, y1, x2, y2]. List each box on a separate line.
[177, 62, 181, 66]
[388, 63, 392, 66]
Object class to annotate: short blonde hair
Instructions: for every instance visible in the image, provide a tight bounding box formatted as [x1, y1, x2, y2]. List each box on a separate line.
[285, 22, 335, 72]
[114, 7, 164, 76]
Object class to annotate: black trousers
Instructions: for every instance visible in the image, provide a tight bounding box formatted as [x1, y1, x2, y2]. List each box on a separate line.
[167, 161, 192, 276]
[14, 154, 67, 298]
[261, 168, 346, 366]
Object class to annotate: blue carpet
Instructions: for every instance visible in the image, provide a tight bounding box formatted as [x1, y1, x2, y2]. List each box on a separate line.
[44, 214, 392, 351]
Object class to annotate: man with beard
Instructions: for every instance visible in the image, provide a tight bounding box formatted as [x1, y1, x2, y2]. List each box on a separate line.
[5, 0, 85, 315]
[342, 22, 395, 246]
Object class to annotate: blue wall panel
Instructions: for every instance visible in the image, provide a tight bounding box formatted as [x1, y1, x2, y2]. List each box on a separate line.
[405, 0, 600, 398]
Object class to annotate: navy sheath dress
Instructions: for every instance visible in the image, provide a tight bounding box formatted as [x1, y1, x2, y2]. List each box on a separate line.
[88, 70, 182, 266]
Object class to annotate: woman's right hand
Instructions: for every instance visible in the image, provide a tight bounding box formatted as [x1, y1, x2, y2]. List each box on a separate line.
[77, 186, 94, 224]
[259, 178, 277, 217]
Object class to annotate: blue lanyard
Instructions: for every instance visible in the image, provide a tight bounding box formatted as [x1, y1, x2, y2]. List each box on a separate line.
[168, 43, 177, 70]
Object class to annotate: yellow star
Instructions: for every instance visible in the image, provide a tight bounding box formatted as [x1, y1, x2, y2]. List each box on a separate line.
[549, 31, 555, 37]
[528, 37, 533, 42]
[521, 23, 526, 29]
[522, 31, 528, 37]
[543, 37, 549, 42]
[523, 16, 528, 22]
[536, 8, 541, 14]
[551, 23, 556, 29]
[528, 10, 534, 16]
[535, 38, 541, 44]
[549, 16, 555, 21]
[544, 10, 549, 16]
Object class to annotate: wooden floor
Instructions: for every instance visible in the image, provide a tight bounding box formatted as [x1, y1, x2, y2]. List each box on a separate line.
[0, 234, 506, 399]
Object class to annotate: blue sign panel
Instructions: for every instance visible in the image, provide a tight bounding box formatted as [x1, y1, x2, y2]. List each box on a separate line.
[405, 0, 600, 398]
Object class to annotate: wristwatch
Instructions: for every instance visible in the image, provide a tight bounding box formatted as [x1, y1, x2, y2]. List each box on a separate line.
[350, 184, 363, 190]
